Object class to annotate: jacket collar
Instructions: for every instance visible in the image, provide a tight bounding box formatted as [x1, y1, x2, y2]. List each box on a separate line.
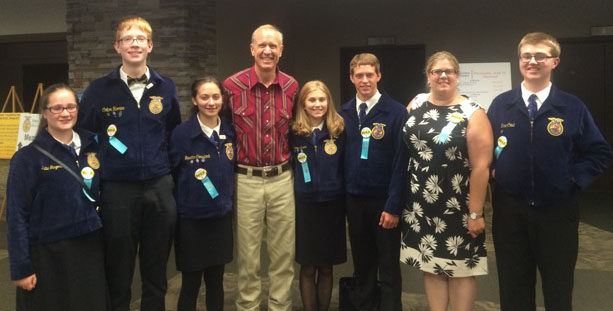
[186, 114, 233, 142]
[109, 65, 163, 86]
[342, 92, 391, 123]
[34, 128, 97, 154]
[508, 84, 564, 118]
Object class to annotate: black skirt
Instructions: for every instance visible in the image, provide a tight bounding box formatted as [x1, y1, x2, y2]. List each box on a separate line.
[295, 197, 347, 265]
[175, 212, 233, 272]
[16, 230, 108, 311]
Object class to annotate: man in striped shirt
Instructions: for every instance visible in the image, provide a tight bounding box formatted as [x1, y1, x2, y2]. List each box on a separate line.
[223, 24, 299, 311]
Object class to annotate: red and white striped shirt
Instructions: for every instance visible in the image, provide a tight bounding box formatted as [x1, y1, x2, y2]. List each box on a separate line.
[223, 66, 299, 167]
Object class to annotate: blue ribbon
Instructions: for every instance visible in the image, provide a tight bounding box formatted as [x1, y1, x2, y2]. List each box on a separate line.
[438, 122, 456, 143]
[201, 177, 219, 199]
[301, 161, 311, 183]
[495, 146, 503, 159]
[361, 137, 370, 159]
[109, 137, 128, 154]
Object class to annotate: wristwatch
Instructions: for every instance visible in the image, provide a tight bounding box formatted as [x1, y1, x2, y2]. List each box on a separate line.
[469, 212, 482, 220]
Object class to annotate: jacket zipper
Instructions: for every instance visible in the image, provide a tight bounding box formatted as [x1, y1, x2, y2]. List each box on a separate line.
[529, 119, 535, 206]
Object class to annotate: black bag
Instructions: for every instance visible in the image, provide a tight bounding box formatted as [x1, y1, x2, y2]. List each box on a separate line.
[339, 277, 357, 311]
[339, 276, 382, 311]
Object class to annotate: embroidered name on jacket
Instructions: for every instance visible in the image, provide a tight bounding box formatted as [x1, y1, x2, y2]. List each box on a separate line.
[41, 165, 62, 171]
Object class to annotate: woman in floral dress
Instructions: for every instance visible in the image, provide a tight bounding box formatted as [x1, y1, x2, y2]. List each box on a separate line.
[400, 51, 493, 311]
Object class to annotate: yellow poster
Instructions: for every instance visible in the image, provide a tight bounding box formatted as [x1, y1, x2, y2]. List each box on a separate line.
[0, 114, 21, 159]
[0, 113, 41, 159]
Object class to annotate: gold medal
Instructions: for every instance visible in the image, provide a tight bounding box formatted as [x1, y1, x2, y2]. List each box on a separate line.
[225, 143, 234, 160]
[547, 117, 564, 136]
[87, 153, 100, 169]
[148, 96, 163, 114]
[371, 123, 386, 139]
[324, 139, 337, 155]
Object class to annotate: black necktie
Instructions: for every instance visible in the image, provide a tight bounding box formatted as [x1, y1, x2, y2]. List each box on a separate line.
[127, 74, 147, 86]
[528, 94, 538, 120]
[311, 129, 321, 146]
[64, 142, 78, 159]
[359, 103, 367, 126]
[210, 131, 220, 148]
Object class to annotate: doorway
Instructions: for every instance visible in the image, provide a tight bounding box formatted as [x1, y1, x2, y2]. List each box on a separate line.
[555, 37, 613, 193]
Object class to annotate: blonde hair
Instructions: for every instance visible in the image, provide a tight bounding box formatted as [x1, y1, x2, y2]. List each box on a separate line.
[518, 32, 561, 57]
[115, 16, 152, 41]
[425, 51, 460, 75]
[292, 81, 344, 138]
[350, 53, 380, 75]
[251, 24, 283, 44]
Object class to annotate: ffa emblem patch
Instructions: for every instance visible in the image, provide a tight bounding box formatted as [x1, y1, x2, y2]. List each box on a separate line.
[23, 116, 32, 132]
[225, 143, 234, 160]
[547, 117, 564, 136]
[324, 139, 337, 155]
[371, 123, 386, 139]
[87, 153, 100, 169]
[148, 96, 163, 114]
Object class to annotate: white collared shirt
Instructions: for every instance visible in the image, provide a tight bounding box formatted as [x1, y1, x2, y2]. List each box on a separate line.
[51, 130, 82, 155]
[311, 121, 324, 132]
[355, 90, 382, 116]
[120, 66, 151, 104]
[196, 114, 221, 138]
[521, 81, 552, 111]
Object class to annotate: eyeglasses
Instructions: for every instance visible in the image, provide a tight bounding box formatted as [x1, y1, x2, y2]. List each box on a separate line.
[117, 36, 149, 46]
[45, 105, 78, 114]
[429, 69, 458, 76]
[520, 54, 556, 63]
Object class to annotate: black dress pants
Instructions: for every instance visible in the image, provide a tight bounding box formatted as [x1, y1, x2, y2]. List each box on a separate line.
[346, 193, 402, 311]
[177, 265, 225, 311]
[101, 175, 177, 311]
[492, 185, 578, 311]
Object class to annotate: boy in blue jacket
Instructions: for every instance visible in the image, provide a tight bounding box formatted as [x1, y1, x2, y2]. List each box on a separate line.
[488, 32, 611, 311]
[339, 53, 408, 311]
[77, 16, 181, 311]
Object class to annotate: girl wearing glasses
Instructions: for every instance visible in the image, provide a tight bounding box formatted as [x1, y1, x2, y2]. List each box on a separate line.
[400, 52, 493, 311]
[169, 77, 235, 311]
[290, 81, 346, 311]
[6, 84, 107, 311]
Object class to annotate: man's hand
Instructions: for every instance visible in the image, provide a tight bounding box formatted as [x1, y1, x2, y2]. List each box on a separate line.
[379, 211, 399, 229]
[15, 274, 37, 291]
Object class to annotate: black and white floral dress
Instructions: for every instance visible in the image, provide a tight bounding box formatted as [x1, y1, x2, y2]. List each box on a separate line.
[400, 93, 488, 277]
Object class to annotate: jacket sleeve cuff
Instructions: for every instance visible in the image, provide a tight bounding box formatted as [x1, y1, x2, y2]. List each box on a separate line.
[11, 260, 35, 281]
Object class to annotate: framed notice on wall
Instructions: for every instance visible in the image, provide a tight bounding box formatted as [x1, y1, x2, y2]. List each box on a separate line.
[458, 62, 512, 110]
[0, 113, 41, 159]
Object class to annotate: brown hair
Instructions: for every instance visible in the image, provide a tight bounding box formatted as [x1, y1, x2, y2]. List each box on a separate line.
[37, 83, 78, 135]
[115, 16, 152, 41]
[350, 53, 380, 75]
[425, 51, 460, 75]
[517, 32, 561, 57]
[190, 76, 229, 118]
[292, 80, 344, 138]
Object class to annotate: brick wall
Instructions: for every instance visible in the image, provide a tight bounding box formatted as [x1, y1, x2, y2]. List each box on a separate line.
[66, 0, 217, 117]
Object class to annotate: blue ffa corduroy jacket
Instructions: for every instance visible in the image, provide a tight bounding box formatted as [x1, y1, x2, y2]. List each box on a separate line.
[169, 114, 236, 220]
[290, 125, 345, 203]
[7, 129, 102, 280]
[77, 66, 181, 181]
[488, 85, 612, 208]
[340, 93, 409, 215]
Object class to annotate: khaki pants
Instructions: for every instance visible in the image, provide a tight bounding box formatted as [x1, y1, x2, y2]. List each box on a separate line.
[235, 169, 295, 311]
